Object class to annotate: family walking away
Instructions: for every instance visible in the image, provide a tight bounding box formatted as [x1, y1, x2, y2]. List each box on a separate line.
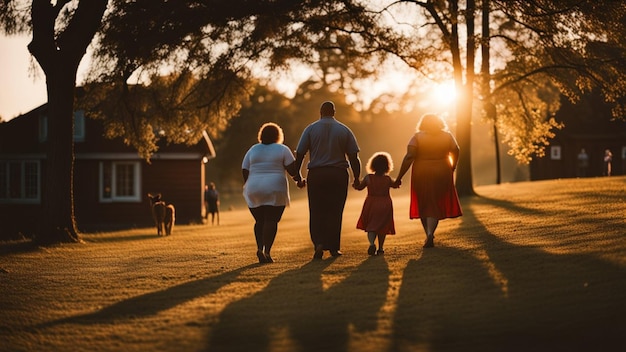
[294, 101, 361, 260]
[241, 107, 462, 264]
[204, 182, 220, 225]
[354, 152, 399, 256]
[242, 122, 303, 263]
[394, 113, 463, 248]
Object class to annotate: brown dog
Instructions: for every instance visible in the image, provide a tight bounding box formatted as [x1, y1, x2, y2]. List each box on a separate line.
[148, 193, 175, 236]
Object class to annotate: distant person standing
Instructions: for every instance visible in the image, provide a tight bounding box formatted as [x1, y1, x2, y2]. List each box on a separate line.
[354, 152, 399, 256]
[204, 182, 220, 225]
[294, 101, 361, 259]
[577, 148, 589, 177]
[603, 149, 613, 176]
[242, 122, 301, 263]
[393, 113, 462, 248]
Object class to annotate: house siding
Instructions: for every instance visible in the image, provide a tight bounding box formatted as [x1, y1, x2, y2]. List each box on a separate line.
[142, 159, 204, 226]
[0, 104, 213, 239]
[74, 158, 204, 232]
[529, 93, 626, 180]
[530, 136, 624, 180]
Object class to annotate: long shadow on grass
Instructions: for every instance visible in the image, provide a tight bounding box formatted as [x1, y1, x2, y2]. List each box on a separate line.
[392, 247, 507, 351]
[81, 233, 164, 243]
[205, 257, 390, 352]
[0, 240, 39, 256]
[471, 194, 546, 216]
[392, 195, 626, 351]
[35, 264, 258, 328]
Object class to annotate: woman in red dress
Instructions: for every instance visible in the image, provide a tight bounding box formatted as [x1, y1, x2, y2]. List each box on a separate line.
[354, 152, 399, 255]
[393, 114, 462, 248]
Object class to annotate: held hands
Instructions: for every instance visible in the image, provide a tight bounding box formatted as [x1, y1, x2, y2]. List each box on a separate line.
[392, 178, 402, 188]
[292, 173, 306, 189]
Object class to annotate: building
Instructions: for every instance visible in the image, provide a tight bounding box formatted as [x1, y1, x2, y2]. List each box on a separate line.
[0, 104, 215, 239]
[530, 93, 626, 180]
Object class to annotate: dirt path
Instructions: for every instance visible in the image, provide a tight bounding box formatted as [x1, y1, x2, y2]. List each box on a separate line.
[1, 177, 624, 351]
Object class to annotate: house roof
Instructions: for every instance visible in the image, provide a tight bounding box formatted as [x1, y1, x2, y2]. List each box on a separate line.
[0, 104, 215, 161]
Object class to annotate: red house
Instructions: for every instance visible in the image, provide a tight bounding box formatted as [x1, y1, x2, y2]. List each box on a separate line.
[530, 92, 625, 180]
[0, 104, 215, 239]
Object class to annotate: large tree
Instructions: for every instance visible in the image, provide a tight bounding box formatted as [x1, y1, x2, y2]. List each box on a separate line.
[1, 0, 108, 244]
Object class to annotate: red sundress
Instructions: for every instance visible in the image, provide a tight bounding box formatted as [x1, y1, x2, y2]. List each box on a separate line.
[408, 132, 463, 220]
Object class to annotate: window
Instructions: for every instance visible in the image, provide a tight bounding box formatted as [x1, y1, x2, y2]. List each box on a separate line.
[38, 110, 86, 142]
[99, 161, 141, 202]
[550, 146, 562, 160]
[73, 110, 86, 142]
[0, 160, 41, 203]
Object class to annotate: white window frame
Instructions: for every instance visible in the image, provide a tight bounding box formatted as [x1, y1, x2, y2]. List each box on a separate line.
[0, 160, 41, 204]
[99, 161, 141, 202]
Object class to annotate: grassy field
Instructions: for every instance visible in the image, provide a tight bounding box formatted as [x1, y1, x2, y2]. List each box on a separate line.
[0, 176, 624, 352]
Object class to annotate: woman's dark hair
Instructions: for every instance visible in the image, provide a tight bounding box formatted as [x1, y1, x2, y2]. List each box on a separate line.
[367, 152, 393, 174]
[258, 122, 284, 144]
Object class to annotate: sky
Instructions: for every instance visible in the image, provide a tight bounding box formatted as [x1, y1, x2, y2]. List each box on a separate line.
[0, 34, 449, 122]
[0, 35, 48, 121]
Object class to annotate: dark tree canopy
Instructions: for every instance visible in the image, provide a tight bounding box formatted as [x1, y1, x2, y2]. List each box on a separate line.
[84, 0, 393, 157]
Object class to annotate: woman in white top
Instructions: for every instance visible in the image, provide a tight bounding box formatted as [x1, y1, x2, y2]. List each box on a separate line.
[242, 122, 303, 263]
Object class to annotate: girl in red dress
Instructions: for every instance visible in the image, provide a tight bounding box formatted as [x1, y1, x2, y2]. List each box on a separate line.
[354, 152, 400, 255]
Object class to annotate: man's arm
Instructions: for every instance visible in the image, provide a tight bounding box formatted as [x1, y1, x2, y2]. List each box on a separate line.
[292, 152, 307, 188]
[294, 152, 305, 175]
[347, 152, 361, 188]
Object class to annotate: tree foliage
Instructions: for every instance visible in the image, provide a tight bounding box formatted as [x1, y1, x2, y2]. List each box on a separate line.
[493, 0, 626, 114]
[83, 0, 393, 159]
[375, 0, 626, 192]
[483, 0, 626, 163]
[79, 70, 251, 159]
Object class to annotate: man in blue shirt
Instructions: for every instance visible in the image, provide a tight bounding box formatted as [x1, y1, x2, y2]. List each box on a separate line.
[294, 101, 361, 259]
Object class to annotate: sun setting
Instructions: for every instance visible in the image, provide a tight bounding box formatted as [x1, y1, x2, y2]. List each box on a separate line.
[430, 81, 457, 106]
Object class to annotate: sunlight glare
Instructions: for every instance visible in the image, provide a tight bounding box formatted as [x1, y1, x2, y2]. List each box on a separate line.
[430, 81, 457, 106]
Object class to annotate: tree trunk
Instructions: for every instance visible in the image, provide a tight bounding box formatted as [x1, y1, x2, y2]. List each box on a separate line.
[28, 0, 108, 244]
[452, 0, 477, 197]
[455, 93, 475, 197]
[493, 120, 501, 184]
[481, 0, 501, 184]
[38, 68, 80, 244]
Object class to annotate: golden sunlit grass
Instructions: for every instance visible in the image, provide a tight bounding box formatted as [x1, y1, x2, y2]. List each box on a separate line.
[0, 177, 624, 351]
